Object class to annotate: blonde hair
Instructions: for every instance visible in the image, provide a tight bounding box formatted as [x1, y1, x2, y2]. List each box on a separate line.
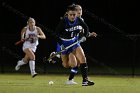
[27, 17, 35, 24]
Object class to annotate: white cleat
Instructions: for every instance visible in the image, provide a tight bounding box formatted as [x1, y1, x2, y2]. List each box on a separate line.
[15, 61, 21, 71]
[66, 79, 78, 85]
[31, 72, 38, 78]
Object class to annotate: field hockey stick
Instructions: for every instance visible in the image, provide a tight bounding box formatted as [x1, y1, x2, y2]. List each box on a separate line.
[47, 37, 86, 62]
[15, 39, 25, 45]
[14, 37, 30, 45]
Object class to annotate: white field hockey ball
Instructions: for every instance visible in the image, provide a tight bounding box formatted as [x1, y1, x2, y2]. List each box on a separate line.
[49, 81, 54, 85]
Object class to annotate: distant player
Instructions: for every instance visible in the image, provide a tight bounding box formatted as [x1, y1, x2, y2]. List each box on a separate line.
[15, 17, 46, 78]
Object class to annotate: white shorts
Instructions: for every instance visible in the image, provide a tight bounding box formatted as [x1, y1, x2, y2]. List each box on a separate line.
[22, 42, 38, 52]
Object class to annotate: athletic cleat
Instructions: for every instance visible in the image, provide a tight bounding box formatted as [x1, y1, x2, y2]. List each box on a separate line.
[66, 79, 78, 85]
[32, 73, 38, 78]
[82, 80, 95, 86]
[15, 61, 21, 71]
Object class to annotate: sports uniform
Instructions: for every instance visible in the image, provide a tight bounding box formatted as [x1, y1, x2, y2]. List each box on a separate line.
[22, 26, 39, 52]
[15, 18, 46, 78]
[55, 17, 89, 54]
[54, 15, 94, 86]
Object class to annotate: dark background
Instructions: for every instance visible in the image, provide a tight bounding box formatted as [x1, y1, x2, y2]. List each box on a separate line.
[0, 0, 140, 75]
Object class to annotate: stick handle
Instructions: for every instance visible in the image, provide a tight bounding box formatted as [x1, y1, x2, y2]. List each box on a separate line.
[15, 39, 25, 45]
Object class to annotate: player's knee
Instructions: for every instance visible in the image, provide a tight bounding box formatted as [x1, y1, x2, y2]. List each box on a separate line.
[29, 55, 35, 60]
[23, 58, 29, 63]
[69, 62, 77, 68]
[29, 57, 35, 61]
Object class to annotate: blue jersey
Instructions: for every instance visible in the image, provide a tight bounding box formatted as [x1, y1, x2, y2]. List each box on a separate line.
[55, 17, 89, 54]
[55, 17, 89, 39]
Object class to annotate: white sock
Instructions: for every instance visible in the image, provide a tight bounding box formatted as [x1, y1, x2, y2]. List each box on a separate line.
[18, 59, 26, 66]
[29, 60, 36, 75]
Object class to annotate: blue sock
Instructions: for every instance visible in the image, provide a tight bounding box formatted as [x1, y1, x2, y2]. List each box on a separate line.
[69, 66, 78, 80]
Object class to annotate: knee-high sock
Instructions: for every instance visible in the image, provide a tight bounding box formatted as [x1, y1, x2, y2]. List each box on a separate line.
[69, 66, 78, 80]
[80, 63, 88, 82]
[29, 60, 36, 75]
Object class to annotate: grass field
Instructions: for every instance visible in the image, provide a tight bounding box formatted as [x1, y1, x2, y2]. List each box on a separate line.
[0, 74, 140, 93]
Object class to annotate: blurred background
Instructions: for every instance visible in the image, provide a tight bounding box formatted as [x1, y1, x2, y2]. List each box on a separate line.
[0, 0, 140, 76]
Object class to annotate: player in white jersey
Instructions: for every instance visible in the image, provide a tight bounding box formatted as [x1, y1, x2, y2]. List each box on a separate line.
[15, 18, 46, 78]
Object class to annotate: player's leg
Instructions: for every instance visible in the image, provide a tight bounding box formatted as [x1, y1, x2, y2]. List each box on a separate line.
[68, 52, 77, 67]
[15, 43, 30, 71]
[24, 48, 37, 77]
[15, 54, 29, 71]
[67, 58, 80, 84]
[61, 38, 80, 84]
[66, 52, 78, 84]
[29, 59, 37, 78]
[75, 46, 94, 86]
[61, 54, 69, 68]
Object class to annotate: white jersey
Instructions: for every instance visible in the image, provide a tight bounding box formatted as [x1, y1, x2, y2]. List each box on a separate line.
[23, 26, 39, 52]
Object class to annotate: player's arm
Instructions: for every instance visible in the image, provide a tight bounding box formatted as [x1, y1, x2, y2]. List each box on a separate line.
[88, 32, 97, 37]
[79, 17, 90, 38]
[79, 18, 97, 38]
[55, 19, 64, 38]
[36, 27, 46, 39]
[14, 27, 27, 45]
[54, 19, 65, 44]
[20, 27, 27, 41]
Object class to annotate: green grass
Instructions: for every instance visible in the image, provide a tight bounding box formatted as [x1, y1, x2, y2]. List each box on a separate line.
[0, 74, 140, 93]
